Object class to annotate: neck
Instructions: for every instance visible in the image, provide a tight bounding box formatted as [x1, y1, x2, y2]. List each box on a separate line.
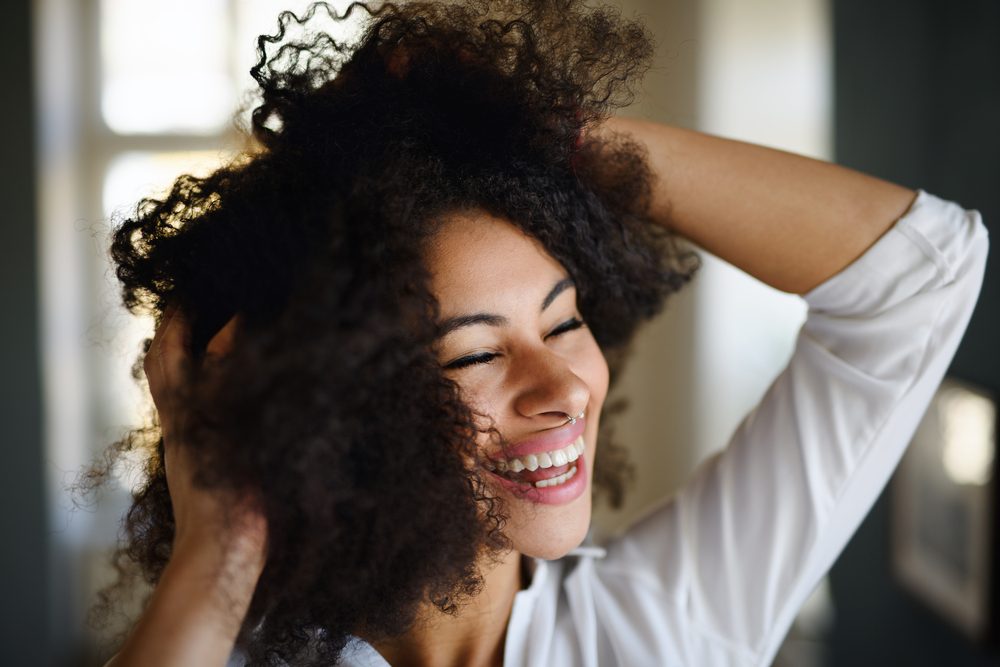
[368, 549, 526, 667]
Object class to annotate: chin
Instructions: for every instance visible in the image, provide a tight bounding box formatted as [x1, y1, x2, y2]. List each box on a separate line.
[508, 493, 593, 561]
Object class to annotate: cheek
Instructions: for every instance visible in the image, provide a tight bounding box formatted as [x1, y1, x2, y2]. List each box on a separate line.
[579, 342, 608, 467]
[441, 369, 499, 424]
[580, 341, 610, 408]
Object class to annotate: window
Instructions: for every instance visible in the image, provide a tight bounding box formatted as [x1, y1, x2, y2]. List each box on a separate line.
[37, 1, 363, 659]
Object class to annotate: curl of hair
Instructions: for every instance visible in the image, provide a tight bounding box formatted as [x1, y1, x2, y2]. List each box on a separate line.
[82, 1, 699, 664]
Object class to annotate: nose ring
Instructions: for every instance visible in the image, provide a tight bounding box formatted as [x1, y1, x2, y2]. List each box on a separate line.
[564, 411, 585, 426]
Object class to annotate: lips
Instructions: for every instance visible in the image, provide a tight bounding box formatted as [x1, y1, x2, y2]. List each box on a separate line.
[498, 418, 586, 459]
[484, 450, 588, 505]
[478, 417, 590, 504]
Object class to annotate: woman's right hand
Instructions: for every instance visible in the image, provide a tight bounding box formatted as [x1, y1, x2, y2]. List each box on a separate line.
[110, 307, 267, 667]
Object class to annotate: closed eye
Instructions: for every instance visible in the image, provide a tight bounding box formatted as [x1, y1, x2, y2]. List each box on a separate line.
[444, 318, 586, 370]
[444, 351, 498, 370]
[547, 317, 585, 338]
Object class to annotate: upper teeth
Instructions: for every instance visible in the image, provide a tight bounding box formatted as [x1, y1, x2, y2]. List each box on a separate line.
[487, 435, 585, 473]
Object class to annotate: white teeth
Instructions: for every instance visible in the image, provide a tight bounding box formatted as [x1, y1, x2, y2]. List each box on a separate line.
[534, 464, 578, 488]
[488, 436, 586, 478]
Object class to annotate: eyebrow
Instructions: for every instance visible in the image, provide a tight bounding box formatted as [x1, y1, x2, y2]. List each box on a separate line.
[436, 277, 575, 337]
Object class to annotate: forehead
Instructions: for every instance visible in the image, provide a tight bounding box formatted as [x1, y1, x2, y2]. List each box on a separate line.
[425, 211, 568, 313]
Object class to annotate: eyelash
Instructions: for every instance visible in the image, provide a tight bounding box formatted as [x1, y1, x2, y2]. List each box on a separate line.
[444, 317, 586, 370]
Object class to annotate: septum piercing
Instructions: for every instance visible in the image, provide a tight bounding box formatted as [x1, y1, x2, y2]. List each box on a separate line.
[564, 411, 585, 426]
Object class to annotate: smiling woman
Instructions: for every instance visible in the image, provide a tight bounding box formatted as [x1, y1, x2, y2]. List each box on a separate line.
[89, 1, 696, 665]
[427, 211, 610, 558]
[87, 1, 988, 666]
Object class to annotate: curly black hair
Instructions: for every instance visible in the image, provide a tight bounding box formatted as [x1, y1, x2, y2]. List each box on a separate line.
[83, 1, 699, 664]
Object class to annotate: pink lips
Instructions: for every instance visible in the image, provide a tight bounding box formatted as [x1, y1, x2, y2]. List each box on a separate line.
[481, 417, 589, 506]
[494, 417, 586, 460]
[485, 451, 588, 505]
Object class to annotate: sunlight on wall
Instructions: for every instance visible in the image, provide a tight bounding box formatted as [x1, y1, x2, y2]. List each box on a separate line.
[940, 387, 995, 487]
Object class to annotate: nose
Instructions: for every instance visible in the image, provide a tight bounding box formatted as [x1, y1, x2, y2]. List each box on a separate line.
[510, 344, 590, 423]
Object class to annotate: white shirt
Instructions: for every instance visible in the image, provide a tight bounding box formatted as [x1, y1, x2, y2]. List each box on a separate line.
[260, 191, 990, 667]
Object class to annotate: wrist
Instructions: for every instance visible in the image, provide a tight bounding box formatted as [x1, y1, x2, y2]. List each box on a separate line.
[113, 545, 260, 667]
[171, 495, 269, 578]
[160, 545, 261, 641]
[170, 532, 266, 597]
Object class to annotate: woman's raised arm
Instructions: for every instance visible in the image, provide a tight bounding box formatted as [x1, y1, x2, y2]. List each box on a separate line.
[107, 310, 266, 667]
[601, 116, 916, 294]
[591, 118, 988, 665]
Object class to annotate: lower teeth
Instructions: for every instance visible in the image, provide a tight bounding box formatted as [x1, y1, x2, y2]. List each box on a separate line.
[534, 464, 577, 488]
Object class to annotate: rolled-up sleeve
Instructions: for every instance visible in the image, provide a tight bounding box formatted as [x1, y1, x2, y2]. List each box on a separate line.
[599, 191, 989, 666]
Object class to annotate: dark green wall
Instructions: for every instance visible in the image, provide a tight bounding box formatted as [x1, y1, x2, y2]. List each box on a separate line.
[830, 0, 999, 664]
[0, 1, 51, 665]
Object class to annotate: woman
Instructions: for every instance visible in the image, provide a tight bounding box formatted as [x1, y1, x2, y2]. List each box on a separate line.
[96, 1, 988, 665]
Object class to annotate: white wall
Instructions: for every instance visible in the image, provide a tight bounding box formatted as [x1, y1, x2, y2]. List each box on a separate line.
[591, 0, 703, 538]
[593, 0, 830, 544]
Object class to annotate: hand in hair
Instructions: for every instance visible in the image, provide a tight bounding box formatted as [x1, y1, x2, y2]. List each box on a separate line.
[107, 310, 266, 667]
[145, 306, 268, 568]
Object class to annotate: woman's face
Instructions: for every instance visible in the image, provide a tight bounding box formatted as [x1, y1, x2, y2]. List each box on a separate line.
[426, 210, 609, 560]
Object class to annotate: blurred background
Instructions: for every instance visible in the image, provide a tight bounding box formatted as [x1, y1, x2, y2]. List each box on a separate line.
[1, 0, 997, 664]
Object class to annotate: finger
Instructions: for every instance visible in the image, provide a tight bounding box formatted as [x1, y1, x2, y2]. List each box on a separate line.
[205, 314, 241, 362]
[144, 305, 193, 411]
[154, 305, 193, 384]
[144, 306, 194, 446]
